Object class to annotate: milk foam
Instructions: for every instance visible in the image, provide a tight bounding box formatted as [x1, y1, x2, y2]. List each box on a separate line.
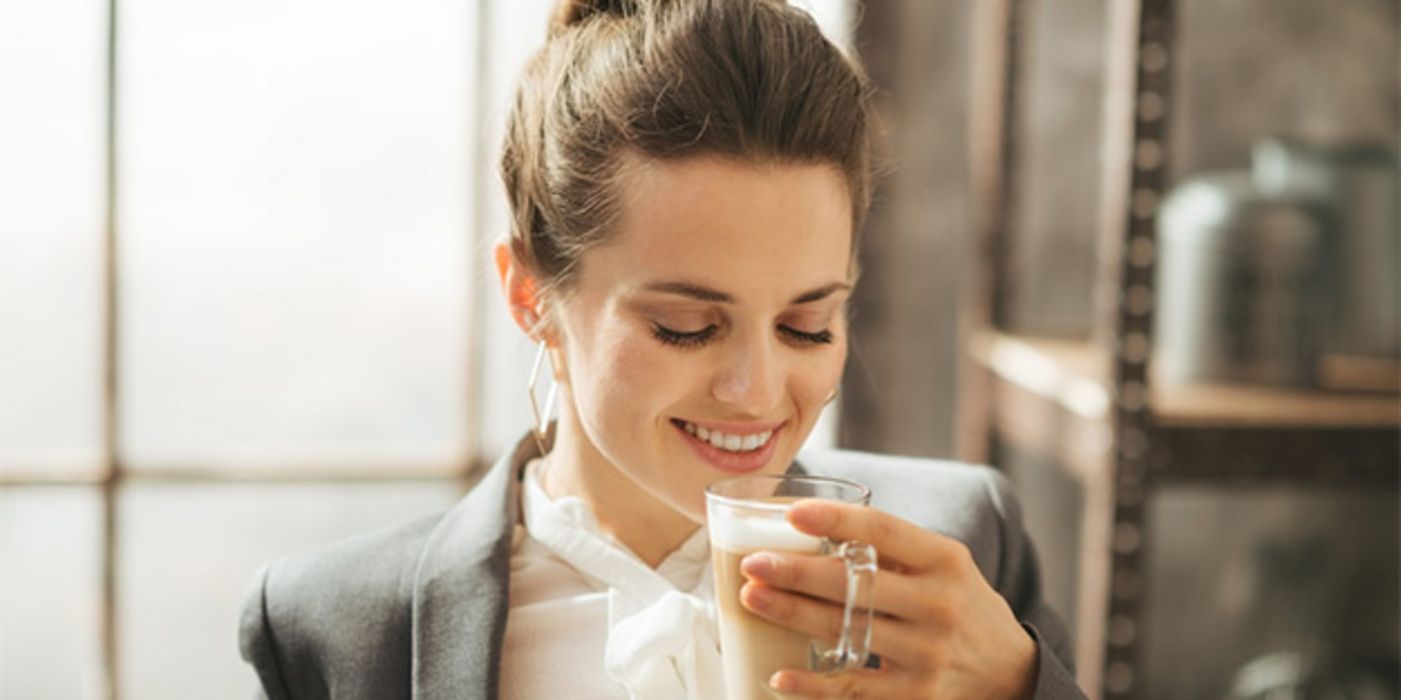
[709, 508, 822, 553]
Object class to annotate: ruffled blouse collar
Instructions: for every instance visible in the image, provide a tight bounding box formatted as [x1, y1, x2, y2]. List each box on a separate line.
[518, 459, 724, 699]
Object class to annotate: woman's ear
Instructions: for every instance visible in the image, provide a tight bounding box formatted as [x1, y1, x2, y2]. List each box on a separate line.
[494, 238, 543, 338]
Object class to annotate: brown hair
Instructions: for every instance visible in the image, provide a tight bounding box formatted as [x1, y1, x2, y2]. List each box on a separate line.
[501, 0, 872, 297]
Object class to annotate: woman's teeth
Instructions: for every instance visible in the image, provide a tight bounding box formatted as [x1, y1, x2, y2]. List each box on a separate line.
[680, 420, 774, 452]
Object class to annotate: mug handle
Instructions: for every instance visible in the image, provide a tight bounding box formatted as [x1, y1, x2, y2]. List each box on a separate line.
[815, 540, 878, 672]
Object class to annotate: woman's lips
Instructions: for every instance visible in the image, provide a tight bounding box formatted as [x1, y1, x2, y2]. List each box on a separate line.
[671, 418, 784, 474]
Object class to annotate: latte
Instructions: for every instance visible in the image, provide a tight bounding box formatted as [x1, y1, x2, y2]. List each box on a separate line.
[709, 499, 819, 700]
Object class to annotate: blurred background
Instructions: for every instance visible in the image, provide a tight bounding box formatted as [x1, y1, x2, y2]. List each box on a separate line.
[0, 1, 1396, 699]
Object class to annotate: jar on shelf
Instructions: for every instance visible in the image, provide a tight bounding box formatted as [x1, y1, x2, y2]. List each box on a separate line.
[1253, 138, 1400, 363]
[1154, 169, 1336, 388]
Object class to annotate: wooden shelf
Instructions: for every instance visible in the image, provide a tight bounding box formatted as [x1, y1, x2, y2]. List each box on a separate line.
[970, 330, 1401, 484]
[1153, 381, 1399, 428]
[969, 332, 1112, 480]
[968, 332, 1110, 415]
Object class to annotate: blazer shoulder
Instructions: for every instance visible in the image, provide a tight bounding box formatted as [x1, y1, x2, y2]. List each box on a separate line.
[796, 448, 1005, 522]
[796, 448, 1016, 583]
[798, 448, 997, 488]
[240, 510, 448, 699]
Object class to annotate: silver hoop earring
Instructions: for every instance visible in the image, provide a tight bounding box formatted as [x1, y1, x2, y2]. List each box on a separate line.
[527, 340, 559, 455]
[824, 387, 839, 406]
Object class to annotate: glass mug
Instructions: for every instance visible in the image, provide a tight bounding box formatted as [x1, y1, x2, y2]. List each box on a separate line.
[705, 474, 878, 700]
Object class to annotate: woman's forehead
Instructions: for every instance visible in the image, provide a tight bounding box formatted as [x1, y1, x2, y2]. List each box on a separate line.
[578, 155, 854, 301]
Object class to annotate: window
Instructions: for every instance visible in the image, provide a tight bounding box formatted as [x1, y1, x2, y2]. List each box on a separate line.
[0, 2, 852, 697]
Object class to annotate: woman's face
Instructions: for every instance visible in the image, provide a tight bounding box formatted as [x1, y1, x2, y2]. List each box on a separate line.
[550, 155, 853, 522]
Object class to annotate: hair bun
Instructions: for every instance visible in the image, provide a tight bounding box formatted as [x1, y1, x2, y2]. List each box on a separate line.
[550, 0, 636, 36]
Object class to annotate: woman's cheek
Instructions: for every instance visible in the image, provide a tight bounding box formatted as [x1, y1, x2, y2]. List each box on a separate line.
[802, 342, 846, 401]
[595, 333, 682, 421]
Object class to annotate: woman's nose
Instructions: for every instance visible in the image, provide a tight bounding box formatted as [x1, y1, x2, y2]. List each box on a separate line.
[710, 335, 783, 415]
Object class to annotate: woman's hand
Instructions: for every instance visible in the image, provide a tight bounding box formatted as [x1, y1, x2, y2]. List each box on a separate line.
[738, 500, 1038, 699]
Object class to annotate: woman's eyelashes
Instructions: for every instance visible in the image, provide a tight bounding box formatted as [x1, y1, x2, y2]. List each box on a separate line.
[650, 322, 834, 348]
[651, 323, 718, 347]
[779, 326, 834, 345]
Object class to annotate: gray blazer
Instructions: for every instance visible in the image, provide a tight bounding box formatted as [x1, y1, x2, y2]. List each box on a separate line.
[240, 435, 1086, 699]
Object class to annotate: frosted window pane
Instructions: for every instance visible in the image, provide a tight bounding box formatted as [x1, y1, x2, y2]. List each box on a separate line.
[0, 1, 106, 475]
[1143, 486, 1399, 699]
[118, 481, 463, 700]
[0, 489, 103, 698]
[118, 0, 475, 469]
[791, 0, 856, 51]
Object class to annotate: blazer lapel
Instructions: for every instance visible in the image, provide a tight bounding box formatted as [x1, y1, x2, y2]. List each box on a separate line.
[410, 435, 538, 700]
[407, 436, 805, 700]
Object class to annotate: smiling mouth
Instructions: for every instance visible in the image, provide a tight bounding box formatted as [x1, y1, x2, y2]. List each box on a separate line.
[669, 418, 777, 453]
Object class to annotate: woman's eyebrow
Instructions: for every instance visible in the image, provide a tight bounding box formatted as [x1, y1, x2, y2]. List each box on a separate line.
[789, 282, 852, 305]
[640, 280, 852, 305]
[642, 281, 732, 303]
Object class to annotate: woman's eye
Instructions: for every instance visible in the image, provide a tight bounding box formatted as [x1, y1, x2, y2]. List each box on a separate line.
[779, 325, 834, 345]
[652, 323, 718, 347]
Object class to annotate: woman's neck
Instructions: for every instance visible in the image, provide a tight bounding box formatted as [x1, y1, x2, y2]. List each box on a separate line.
[538, 414, 700, 569]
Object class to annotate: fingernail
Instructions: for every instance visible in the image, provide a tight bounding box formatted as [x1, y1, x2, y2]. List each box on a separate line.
[741, 552, 776, 578]
[769, 671, 795, 692]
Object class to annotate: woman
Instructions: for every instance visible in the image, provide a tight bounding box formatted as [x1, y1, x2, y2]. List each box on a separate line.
[240, 1, 1084, 698]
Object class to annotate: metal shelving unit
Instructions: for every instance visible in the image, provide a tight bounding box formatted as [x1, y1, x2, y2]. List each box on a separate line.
[958, 1, 1400, 697]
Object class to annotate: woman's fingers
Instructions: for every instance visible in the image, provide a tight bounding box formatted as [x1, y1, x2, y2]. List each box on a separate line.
[768, 666, 922, 700]
[740, 551, 941, 622]
[786, 500, 972, 575]
[739, 581, 939, 669]
[740, 551, 845, 599]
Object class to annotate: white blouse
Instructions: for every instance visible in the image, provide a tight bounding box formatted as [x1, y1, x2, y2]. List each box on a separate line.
[499, 460, 725, 700]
